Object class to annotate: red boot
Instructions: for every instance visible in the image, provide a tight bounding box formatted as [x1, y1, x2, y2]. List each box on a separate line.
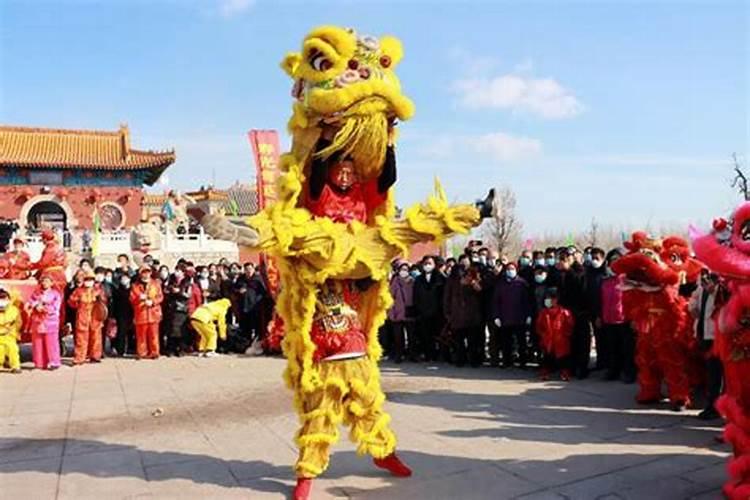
[560, 369, 571, 382]
[374, 452, 412, 477]
[293, 478, 313, 500]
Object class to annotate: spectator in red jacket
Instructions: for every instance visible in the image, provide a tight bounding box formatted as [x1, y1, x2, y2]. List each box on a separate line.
[536, 288, 574, 381]
[129, 266, 164, 359]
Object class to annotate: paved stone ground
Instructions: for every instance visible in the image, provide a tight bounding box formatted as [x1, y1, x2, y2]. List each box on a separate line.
[0, 355, 728, 499]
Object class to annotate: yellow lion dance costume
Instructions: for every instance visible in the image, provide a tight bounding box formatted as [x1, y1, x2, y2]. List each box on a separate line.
[203, 25, 488, 499]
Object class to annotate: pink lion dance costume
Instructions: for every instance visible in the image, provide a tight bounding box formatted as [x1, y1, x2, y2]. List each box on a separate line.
[611, 232, 692, 410]
[692, 204, 750, 499]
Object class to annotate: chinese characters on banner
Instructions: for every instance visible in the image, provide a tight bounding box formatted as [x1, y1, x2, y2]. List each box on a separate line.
[248, 130, 281, 297]
[248, 130, 281, 210]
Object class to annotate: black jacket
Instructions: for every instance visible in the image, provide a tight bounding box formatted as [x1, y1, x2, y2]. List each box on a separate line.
[413, 271, 446, 319]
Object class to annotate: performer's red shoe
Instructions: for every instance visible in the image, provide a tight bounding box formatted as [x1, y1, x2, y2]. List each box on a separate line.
[374, 453, 412, 477]
[560, 369, 571, 382]
[293, 478, 313, 500]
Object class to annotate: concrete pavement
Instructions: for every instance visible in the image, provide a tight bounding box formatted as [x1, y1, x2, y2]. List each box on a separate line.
[0, 356, 728, 499]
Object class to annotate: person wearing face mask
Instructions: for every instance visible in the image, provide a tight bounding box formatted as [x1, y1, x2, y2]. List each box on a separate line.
[444, 254, 484, 367]
[68, 270, 108, 365]
[583, 248, 608, 372]
[412, 256, 446, 363]
[27, 274, 63, 369]
[0, 288, 22, 374]
[532, 250, 546, 270]
[198, 265, 222, 304]
[518, 250, 534, 285]
[491, 263, 532, 368]
[547, 248, 588, 378]
[129, 266, 164, 360]
[536, 288, 574, 381]
[528, 265, 550, 365]
[111, 273, 135, 357]
[388, 262, 415, 363]
[600, 248, 635, 383]
[94, 266, 115, 357]
[164, 271, 192, 357]
[113, 253, 134, 284]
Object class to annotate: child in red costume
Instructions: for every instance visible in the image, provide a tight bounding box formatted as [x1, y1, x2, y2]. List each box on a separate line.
[29, 229, 67, 291]
[6, 238, 31, 280]
[129, 265, 164, 359]
[536, 288, 574, 381]
[68, 270, 108, 365]
[305, 126, 395, 225]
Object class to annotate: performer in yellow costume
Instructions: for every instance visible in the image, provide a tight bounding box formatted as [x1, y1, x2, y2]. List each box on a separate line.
[202, 25, 493, 500]
[0, 288, 23, 374]
[190, 298, 232, 356]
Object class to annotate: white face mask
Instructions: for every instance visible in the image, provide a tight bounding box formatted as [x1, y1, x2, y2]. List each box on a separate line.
[160, 271, 169, 280]
[200, 272, 209, 279]
[398, 270, 409, 279]
[174, 271, 184, 281]
[423, 264, 435, 273]
[121, 278, 130, 287]
[84, 280, 94, 288]
[95, 274, 105, 283]
[0, 299, 9, 309]
[544, 298, 554, 308]
[591, 259, 603, 269]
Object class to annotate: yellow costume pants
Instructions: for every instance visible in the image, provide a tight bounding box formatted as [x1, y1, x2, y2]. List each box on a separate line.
[0, 334, 20, 371]
[294, 356, 396, 478]
[191, 320, 219, 352]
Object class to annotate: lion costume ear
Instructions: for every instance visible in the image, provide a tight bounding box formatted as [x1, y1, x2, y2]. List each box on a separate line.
[379, 36, 404, 66]
[281, 52, 302, 77]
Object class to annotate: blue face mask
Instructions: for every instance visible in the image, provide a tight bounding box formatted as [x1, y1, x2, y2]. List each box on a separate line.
[519, 257, 531, 267]
[534, 274, 546, 284]
[546, 257, 556, 267]
[410, 270, 421, 278]
[535, 258, 545, 267]
[506, 270, 517, 280]
[584, 253, 593, 264]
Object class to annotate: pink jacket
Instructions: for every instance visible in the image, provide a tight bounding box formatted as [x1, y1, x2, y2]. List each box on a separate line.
[28, 288, 62, 335]
[600, 275, 625, 325]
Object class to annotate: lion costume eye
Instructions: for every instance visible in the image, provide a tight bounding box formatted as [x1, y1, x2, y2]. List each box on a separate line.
[308, 48, 332, 71]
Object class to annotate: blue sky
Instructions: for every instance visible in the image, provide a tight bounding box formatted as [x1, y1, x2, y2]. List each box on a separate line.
[1, 0, 748, 237]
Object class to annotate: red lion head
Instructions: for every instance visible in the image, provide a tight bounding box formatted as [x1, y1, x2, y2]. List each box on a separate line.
[692, 202, 750, 280]
[661, 235, 704, 284]
[611, 232, 679, 287]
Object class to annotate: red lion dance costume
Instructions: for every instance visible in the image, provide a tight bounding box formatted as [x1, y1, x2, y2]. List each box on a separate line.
[692, 204, 750, 499]
[611, 232, 693, 410]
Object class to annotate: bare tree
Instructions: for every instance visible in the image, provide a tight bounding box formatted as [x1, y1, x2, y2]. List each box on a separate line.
[481, 186, 522, 255]
[588, 217, 599, 247]
[731, 152, 749, 201]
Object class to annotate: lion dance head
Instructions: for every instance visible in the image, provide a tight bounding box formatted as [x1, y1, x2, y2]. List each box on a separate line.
[612, 231, 680, 287]
[281, 25, 414, 180]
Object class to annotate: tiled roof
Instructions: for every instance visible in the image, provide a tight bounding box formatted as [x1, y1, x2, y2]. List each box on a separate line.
[0, 124, 175, 185]
[224, 184, 258, 215]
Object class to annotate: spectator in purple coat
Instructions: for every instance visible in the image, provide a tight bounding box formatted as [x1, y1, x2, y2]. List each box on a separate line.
[388, 262, 415, 363]
[492, 262, 532, 368]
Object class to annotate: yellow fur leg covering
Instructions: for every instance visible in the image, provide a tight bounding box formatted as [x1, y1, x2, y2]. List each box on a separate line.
[294, 357, 396, 478]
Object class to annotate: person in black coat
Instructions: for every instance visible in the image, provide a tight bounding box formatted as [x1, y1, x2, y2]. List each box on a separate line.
[412, 255, 447, 362]
[111, 274, 135, 356]
[583, 248, 607, 371]
[548, 248, 589, 378]
[163, 274, 192, 356]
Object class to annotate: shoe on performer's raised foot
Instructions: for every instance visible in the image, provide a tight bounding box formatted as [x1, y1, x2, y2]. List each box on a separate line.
[476, 188, 495, 219]
[374, 452, 412, 477]
[293, 478, 313, 500]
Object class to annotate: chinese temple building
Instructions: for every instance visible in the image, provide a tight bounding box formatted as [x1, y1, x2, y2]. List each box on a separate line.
[0, 124, 175, 233]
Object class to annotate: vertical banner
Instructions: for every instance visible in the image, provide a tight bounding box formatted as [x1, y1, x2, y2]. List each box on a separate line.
[248, 129, 282, 295]
[248, 130, 282, 212]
